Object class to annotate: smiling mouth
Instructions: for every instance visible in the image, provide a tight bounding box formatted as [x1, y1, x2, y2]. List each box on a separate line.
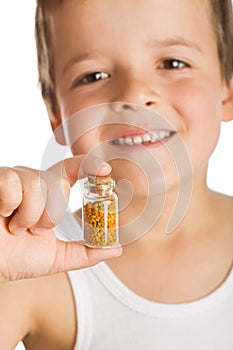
[111, 130, 176, 146]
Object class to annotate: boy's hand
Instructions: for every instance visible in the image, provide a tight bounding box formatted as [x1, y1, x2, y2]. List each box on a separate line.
[0, 157, 122, 282]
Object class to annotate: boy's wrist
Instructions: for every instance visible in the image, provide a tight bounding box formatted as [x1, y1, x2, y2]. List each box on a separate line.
[0, 276, 6, 284]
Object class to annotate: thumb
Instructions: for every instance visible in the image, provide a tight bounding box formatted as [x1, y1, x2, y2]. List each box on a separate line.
[48, 155, 112, 187]
[49, 240, 122, 274]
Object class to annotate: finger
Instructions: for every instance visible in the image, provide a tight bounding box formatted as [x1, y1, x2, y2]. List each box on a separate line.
[32, 156, 111, 232]
[49, 155, 112, 187]
[8, 168, 47, 234]
[31, 171, 70, 232]
[0, 167, 22, 217]
[81, 154, 112, 177]
[49, 240, 123, 274]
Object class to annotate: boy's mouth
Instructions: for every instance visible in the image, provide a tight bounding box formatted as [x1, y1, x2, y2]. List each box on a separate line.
[111, 130, 176, 146]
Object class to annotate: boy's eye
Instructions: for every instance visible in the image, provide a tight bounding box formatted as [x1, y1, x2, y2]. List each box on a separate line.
[159, 59, 189, 70]
[78, 71, 109, 85]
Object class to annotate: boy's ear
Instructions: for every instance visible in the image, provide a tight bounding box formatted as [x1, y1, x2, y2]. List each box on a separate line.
[44, 99, 66, 145]
[222, 76, 233, 122]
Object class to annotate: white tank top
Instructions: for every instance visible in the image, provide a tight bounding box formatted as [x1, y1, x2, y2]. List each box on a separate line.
[56, 212, 233, 350]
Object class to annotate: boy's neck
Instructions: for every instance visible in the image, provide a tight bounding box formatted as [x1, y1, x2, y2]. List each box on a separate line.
[118, 167, 219, 245]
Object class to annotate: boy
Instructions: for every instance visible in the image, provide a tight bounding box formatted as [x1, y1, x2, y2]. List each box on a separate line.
[1, 0, 233, 349]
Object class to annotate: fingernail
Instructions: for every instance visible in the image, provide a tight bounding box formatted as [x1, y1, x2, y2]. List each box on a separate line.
[2, 211, 13, 217]
[109, 245, 123, 256]
[95, 162, 111, 176]
[83, 157, 112, 176]
[30, 228, 49, 234]
[11, 227, 26, 235]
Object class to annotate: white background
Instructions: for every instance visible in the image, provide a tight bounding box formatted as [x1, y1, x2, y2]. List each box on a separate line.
[0, 1, 232, 349]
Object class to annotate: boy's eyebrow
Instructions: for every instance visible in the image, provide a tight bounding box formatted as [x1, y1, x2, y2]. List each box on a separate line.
[62, 37, 203, 76]
[62, 50, 102, 76]
[147, 37, 203, 53]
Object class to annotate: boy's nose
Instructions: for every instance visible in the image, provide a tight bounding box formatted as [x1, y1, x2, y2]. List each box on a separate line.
[110, 102, 140, 113]
[110, 75, 160, 112]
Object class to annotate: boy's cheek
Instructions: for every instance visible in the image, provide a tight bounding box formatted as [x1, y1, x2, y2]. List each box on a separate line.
[168, 79, 223, 122]
[70, 132, 99, 155]
[57, 95, 85, 120]
[57, 86, 109, 120]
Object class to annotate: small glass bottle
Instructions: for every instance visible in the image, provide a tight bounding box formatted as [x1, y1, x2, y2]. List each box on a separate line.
[82, 174, 119, 248]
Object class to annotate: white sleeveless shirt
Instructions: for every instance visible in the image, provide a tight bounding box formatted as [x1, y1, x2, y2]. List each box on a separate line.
[56, 212, 233, 350]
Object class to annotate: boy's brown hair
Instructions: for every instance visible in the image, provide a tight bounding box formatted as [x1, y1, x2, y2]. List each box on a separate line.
[35, 0, 233, 119]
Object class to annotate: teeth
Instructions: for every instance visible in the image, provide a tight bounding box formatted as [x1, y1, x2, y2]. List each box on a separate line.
[112, 131, 174, 146]
[142, 134, 151, 143]
[118, 138, 125, 145]
[133, 136, 143, 144]
[112, 130, 174, 146]
[151, 131, 159, 142]
[125, 137, 134, 145]
[158, 130, 167, 139]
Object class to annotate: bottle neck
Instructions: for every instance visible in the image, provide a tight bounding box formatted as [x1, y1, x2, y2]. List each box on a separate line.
[85, 175, 115, 196]
[87, 183, 113, 196]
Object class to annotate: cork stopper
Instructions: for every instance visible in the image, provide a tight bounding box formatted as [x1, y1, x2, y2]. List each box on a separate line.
[87, 174, 112, 185]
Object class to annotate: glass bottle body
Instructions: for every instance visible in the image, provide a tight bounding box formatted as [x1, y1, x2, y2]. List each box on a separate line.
[82, 176, 119, 248]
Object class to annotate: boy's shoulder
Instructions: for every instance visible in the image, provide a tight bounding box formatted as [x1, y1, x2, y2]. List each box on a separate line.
[0, 272, 76, 350]
[214, 192, 233, 223]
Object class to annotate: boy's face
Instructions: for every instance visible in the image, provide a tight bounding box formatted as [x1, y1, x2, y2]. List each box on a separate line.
[50, 0, 229, 192]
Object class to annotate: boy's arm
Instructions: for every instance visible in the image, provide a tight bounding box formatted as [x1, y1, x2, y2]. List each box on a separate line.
[0, 273, 77, 350]
[0, 278, 37, 349]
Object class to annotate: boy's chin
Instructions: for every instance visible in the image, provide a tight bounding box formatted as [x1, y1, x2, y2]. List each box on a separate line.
[113, 172, 166, 198]
[111, 161, 176, 196]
